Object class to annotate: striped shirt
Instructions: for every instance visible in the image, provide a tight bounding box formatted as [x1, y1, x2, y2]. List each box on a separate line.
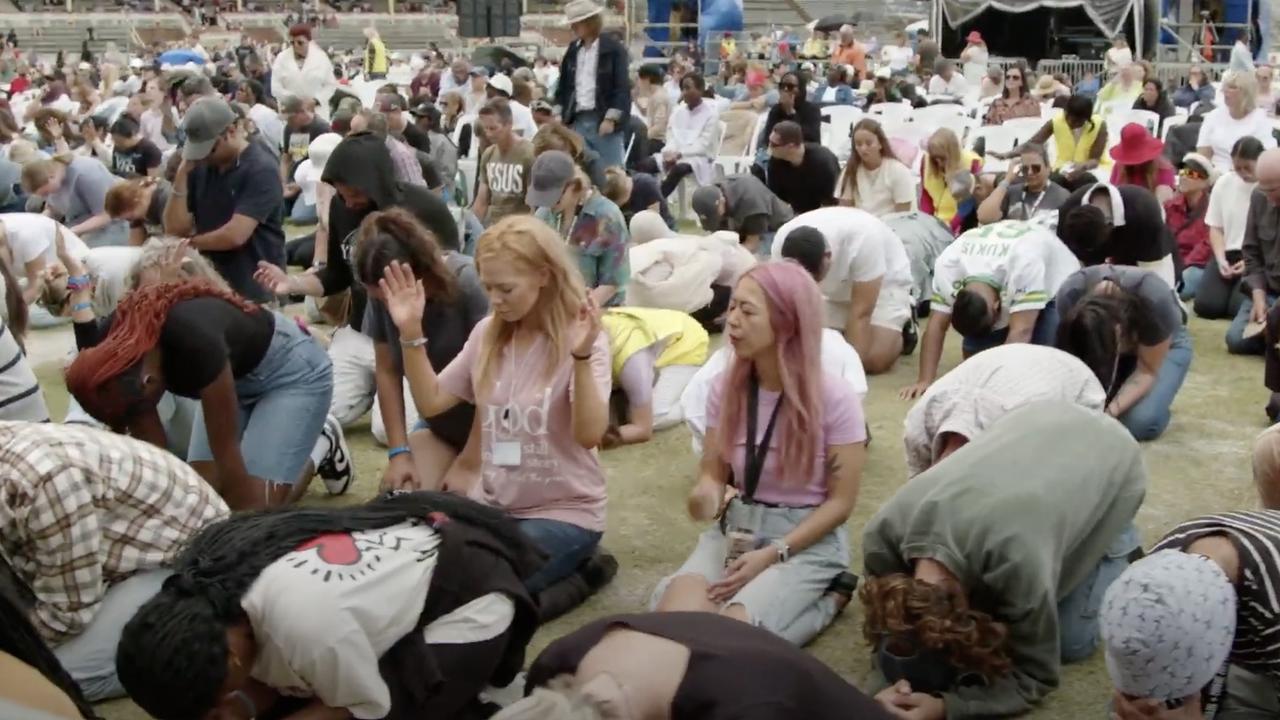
[0, 321, 47, 423]
[0, 422, 228, 644]
[1153, 511, 1280, 680]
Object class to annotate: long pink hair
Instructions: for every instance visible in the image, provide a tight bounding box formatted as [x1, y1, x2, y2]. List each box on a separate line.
[715, 261, 825, 483]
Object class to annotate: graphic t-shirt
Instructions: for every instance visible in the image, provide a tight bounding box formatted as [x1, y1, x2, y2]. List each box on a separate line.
[284, 116, 332, 173]
[110, 139, 162, 179]
[930, 220, 1081, 330]
[437, 316, 611, 531]
[478, 139, 535, 224]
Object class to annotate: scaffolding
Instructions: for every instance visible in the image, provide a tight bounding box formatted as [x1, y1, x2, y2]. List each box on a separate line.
[1155, 0, 1256, 62]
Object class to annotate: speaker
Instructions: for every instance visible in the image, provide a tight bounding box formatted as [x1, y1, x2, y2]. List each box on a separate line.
[457, 0, 522, 39]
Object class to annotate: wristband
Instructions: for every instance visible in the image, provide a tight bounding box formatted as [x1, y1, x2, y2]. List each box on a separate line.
[387, 445, 410, 459]
[66, 274, 91, 291]
[400, 336, 428, 349]
[571, 351, 592, 361]
[71, 301, 92, 312]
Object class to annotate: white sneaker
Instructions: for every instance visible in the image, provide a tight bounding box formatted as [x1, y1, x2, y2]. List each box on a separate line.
[317, 416, 354, 495]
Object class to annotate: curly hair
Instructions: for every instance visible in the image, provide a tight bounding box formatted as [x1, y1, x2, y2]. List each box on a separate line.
[352, 207, 458, 300]
[859, 574, 1012, 680]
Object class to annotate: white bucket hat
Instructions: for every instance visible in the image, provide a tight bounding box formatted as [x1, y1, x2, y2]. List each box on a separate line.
[565, 0, 603, 24]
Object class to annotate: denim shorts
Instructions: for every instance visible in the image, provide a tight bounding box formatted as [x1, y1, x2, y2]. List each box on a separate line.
[187, 313, 333, 485]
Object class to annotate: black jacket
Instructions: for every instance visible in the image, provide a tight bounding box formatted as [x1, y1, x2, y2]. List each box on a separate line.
[555, 32, 630, 124]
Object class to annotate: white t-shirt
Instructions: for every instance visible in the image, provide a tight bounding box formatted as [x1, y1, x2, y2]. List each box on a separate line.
[930, 220, 1081, 329]
[1195, 106, 1278, 171]
[240, 522, 514, 720]
[680, 327, 867, 454]
[509, 99, 538, 140]
[843, 159, 915, 216]
[772, 207, 914, 331]
[882, 44, 915, 72]
[928, 73, 969, 96]
[1205, 170, 1257, 252]
[0, 214, 87, 269]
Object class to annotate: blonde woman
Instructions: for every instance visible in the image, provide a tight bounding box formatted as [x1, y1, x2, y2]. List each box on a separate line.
[838, 118, 914, 216]
[919, 128, 982, 235]
[1196, 69, 1278, 171]
[382, 213, 619, 621]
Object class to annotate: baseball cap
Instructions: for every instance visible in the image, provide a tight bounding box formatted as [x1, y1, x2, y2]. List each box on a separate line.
[376, 93, 408, 112]
[487, 73, 513, 97]
[691, 185, 725, 231]
[308, 133, 343, 176]
[409, 101, 438, 120]
[531, 99, 553, 114]
[181, 97, 237, 161]
[525, 150, 577, 208]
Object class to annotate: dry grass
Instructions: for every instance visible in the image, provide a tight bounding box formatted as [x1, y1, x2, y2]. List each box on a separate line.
[32, 312, 1261, 720]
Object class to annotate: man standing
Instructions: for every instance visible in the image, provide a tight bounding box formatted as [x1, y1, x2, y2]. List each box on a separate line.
[765, 120, 840, 215]
[1231, 148, 1280, 354]
[472, 99, 535, 226]
[657, 73, 718, 199]
[556, 0, 630, 169]
[691, 174, 794, 254]
[363, 26, 388, 80]
[271, 24, 337, 120]
[164, 98, 285, 303]
[0, 421, 227, 701]
[830, 24, 866, 77]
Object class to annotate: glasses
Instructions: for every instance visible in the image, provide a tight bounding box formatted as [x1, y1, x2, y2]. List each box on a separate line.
[1020, 164, 1044, 175]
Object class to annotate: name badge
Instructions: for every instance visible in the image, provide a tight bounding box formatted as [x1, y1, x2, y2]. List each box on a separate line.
[492, 440, 522, 467]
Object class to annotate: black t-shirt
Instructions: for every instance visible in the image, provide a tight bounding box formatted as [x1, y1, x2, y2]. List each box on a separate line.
[74, 297, 274, 398]
[284, 116, 332, 175]
[361, 252, 488, 449]
[1059, 183, 1176, 269]
[111, 139, 163, 179]
[526, 613, 892, 720]
[187, 141, 286, 303]
[766, 142, 840, 215]
[401, 122, 431, 155]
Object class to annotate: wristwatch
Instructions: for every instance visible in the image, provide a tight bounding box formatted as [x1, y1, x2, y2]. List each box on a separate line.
[769, 538, 791, 563]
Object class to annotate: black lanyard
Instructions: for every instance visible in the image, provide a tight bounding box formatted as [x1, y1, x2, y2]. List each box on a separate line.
[741, 374, 782, 501]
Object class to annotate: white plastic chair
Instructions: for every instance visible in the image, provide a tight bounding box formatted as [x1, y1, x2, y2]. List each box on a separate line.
[911, 103, 968, 128]
[1110, 108, 1161, 135]
[1000, 116, 1050, 144]
[969, 124, 1021, 173]
[868, 102, 913, 123]
[452, 114, 478, 160]
[821, 105, 864, 161]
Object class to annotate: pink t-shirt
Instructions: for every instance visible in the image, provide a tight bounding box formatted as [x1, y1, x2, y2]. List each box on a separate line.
[438, 317, 612, 531]
[705, 371, 866, 507]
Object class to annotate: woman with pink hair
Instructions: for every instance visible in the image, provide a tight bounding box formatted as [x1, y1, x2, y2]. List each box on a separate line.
[650, 260, 868, 645]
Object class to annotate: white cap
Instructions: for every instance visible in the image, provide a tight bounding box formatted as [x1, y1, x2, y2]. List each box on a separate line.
[129, 58, 144, 69]
[487, 73, 513, 96]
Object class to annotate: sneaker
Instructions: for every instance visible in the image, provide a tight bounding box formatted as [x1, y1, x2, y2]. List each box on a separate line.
[578, 549, 619, 591]
[317, 416, 355, 495]
[825, 571, 860, 612]
[901, 319, 919, 356]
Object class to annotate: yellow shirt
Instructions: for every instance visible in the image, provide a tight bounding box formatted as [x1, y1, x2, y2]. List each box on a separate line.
[922, 148, 982, 224]
[602, 308, 709, 378]
[1050, 112, 1110, 170]
[364, 37, 388, 75]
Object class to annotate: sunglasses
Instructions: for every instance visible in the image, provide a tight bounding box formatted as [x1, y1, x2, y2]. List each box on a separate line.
[1019, 164, 1044, 175]
[1179, 167, 1207, 179]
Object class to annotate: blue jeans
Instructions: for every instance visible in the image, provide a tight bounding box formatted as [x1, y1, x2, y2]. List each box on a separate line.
[1117, 325, 1193, 441]
[289, 197, 318, 224]
[1057, 524, 1141, 663]
[1180, 265, 1205, 301]
[187, 313, 333, 485]
[1227, 292, 1277, 355]
[960, 302, 1060, 356]
[571, 111, 625, 170]
[518, 518, 602, 594]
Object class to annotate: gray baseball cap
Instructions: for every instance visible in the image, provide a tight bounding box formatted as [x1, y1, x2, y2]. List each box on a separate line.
[691, 185, 725, 231]
[181, 97, 237, 161]
[525, 150, 577, 208]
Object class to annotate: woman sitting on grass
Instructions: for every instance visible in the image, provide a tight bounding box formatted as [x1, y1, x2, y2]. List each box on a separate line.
[862, 400, 1144, 719]
[116, 492, 543, 720]
[652, 261, 867, 646]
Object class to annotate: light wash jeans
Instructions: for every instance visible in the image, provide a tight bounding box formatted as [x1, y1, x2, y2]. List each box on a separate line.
[187, 313, 332, 485]
[53, 569, 171, 701]
[1226, 292, 1277, 355]
[289, 197, 318, 224]
[1180, 265, 1205, 301]
[1117, 325, 1194, 442]
[571, 111, 625, 170]
[1057, 524, 1141, 663]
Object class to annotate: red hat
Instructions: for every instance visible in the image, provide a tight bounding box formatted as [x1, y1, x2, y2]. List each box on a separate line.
[1109, 122, 1165, 165]
[966, 30, 983, 43]
[288, 24, 312, 40]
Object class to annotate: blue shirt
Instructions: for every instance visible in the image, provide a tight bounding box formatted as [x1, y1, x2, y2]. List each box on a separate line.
[187, 141, 285, 303]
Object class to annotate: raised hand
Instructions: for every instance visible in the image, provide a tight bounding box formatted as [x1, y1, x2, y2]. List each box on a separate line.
[253, 260, 292, 295]
[379, 260, 426, 335]
[571, 294, 602, 358]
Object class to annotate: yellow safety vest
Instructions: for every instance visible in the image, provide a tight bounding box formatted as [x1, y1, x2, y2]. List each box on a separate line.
[1050, 112, 1110, 170]
[602, 307, 710, 379]
[922, 148, 981, 225]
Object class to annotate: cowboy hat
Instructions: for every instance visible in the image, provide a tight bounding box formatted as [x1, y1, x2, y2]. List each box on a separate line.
[1109, 122, 1164, 165]
[565, 0, 604, 24]
[1030, 75, 1059, 98]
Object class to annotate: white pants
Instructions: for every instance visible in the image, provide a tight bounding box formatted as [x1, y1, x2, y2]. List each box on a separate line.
[328, 325, 419, 446]
[653, 364, 700, 431]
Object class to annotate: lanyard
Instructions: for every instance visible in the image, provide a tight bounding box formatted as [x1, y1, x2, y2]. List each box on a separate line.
[1020, 188, 1046, 219]
[741, 374, 782, 501]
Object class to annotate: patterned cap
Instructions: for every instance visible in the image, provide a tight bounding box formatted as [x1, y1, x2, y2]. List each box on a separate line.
[1100, 550, 1236, 700]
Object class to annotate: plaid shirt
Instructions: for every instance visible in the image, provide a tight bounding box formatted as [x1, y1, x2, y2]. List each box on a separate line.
[0, 422, 228, 644]
[385, 136, 426, 187]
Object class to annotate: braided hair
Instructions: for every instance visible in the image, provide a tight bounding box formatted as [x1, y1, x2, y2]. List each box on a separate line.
[63, 279, 260, 426]
[0, 585, 99, 719]
[117, 491, 545, 720]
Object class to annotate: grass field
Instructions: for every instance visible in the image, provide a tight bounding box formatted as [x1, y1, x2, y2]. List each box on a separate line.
[31, 311, 1263, 720]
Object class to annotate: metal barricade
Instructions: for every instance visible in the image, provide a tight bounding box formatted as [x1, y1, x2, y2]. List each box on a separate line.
[1151, 62, 1230, 87]
[1035, 58, 1106, 85]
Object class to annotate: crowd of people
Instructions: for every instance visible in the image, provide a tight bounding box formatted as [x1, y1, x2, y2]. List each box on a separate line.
[1, 0, 1280, 718]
